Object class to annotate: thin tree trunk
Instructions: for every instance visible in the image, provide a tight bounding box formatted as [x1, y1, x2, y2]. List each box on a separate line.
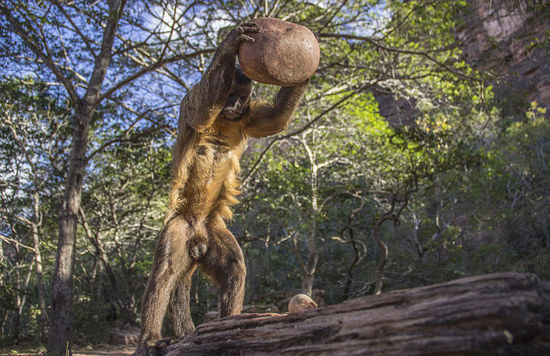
[14, 197, 48, 342]
[301, 225, 319, 296]
[409, 208, 425, 260]
[0, 241, 5, 338]
[373, 216, 389, 295]
[342, 199, 366, 299]
[47, 2, 125, 353]
[300, 136, 319, 297]
[79, 208, 130, 320]
[95, 261, 103, 306]
[301, 250, 318, 297]
[48, 104, 91, 355]
[373, 197, 410, 295]
[14, 296, 20, 342]
[15, 260, 35, 343]
[342, 228, 359, 300]
[1, 313, 8, 338]
[30, 193, 48, 342]
[32, 225, 48, 342]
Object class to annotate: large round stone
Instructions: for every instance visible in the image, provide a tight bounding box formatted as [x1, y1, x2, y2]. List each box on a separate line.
[238, 17, 320, 86]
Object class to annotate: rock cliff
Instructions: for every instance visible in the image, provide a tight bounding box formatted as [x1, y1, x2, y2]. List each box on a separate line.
[459, 0, 550, 112]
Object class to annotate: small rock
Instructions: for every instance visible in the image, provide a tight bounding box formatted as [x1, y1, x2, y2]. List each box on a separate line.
[288, 294, 318, 313]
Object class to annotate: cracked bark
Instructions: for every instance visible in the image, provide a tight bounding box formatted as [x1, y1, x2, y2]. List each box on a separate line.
[161, 272, 550, 356]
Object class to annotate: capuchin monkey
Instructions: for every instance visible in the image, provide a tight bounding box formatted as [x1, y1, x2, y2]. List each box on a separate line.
[136, 22, 309, 355]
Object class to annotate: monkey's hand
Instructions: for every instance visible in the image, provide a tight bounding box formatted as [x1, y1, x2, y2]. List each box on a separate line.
[220, 22, 260, 55]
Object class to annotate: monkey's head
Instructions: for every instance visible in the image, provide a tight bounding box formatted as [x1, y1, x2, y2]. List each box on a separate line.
[222, 64, 253, 121]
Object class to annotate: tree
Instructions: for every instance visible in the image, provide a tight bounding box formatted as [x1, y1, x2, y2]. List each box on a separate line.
[235, 0, 488, 299]
[2, 0, 547, 351]
[0, 80, 70, 342]
[0, 0, 213, 352]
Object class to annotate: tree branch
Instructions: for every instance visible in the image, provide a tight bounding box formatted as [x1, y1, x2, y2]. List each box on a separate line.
[51, 0, 97, 58]
[0, 5, 80, 104]
[98, 49, 215, 103]
[318, 32, 485, 81]
[0, 233, 35, 252]
[83, 0, 127, 107]
[242, 83, 373, 185]
[86, 121, 169, 162]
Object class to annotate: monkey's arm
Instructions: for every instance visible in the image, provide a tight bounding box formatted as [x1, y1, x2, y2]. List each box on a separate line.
[244, 79, 309, 138]
[181, 23, 259, 132]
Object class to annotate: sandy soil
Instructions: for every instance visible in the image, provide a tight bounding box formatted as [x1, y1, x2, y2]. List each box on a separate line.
[0, 345, 135, 355]
[74, 345, 134, 355]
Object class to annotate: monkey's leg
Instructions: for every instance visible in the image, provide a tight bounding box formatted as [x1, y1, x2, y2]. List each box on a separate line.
[138, 217, 192, 350]
[169, 264, 197, 338]
[201, 223, 246, 317]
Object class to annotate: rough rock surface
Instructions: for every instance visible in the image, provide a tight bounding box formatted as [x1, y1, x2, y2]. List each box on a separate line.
[375, 0, 550, 125]
[458, 0, 550, 111]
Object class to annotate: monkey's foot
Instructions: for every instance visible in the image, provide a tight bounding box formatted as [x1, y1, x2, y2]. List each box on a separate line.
[189, 239, 208, 260]
[157, 338, 177, 349]
[134, 338, 176, 356]
[134, 342, 158, 356]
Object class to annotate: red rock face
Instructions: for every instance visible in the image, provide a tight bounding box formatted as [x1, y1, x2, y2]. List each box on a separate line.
[238, 17, 320, 86]
[458, 0, 550, 111]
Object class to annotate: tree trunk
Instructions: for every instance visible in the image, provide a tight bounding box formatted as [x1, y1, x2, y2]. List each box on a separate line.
[301, 252, 318, 297]
[48, 104, 90, 355]
[342, 227, 360, 300]
[161, 272, 550, 355]
[15, 260, 34, 343]
[373, 217, 389, 295]
[47, 1, 125, 353]
[0, 240, 4, 338]
[31, 193, 48, 342]
[299, 136, 320, 298]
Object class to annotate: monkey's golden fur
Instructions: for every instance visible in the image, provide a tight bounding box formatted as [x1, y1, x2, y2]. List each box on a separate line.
[136, 22, 309, 354]
[168, 102, 268, 223]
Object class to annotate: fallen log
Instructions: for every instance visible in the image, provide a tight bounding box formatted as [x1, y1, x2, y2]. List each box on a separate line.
[162, 272, 550, 355]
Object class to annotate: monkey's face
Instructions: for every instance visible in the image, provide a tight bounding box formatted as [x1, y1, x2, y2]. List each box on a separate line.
[222, 66, 253, 121]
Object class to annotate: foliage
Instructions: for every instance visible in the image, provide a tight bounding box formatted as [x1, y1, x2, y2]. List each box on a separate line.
[0, 0, 549, 348]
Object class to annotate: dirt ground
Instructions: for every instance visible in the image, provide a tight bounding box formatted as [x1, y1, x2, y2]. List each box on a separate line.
[0, 345, 135, 355]
[73, 345, 134, 355]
